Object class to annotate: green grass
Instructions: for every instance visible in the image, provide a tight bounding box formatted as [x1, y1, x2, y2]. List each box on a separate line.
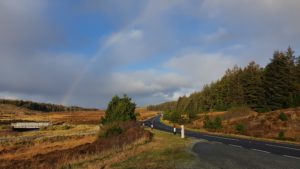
[111, 129, 200, 169]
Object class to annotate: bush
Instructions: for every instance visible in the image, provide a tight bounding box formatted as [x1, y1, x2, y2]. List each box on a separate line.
[278, 131, 285, 140]
[204, 116, 222, 129]
[162, 111, 170, 120]
[101, 95, 136, 125]
[214, 116, 222, 129]
[99, 123, 123, 138]
[235, 124, 245, 133]
[163, 110, 183, 123]
[278, 112, 287, 121]
[62, 124, 71, 130]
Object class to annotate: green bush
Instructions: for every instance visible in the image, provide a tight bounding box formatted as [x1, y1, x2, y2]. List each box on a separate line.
[214, 116, 222, 129]
[235, 124, 245, 133]
[62, 124, 71, 130]
[204, 116, 222, 129]
[278, 112, 287, 121]
[99, 123, 123, 138]
[278, 131, 285, 140]
[163, 110, 183, 123]
[101, 95, 136, 125]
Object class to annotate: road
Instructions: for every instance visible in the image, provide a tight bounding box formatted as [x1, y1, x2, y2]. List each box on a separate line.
[144, 116, 300, 167]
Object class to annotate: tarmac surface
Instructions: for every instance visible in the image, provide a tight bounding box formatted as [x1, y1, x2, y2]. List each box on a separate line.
[145, 116, 300, 169]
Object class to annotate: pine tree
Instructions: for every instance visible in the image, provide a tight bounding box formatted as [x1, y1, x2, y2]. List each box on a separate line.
[242, 61, 266, 112]
[294, 56, 300, 106]
[264, 51, 294, 110]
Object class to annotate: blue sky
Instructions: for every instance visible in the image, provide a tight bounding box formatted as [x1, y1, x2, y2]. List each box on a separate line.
[1, 0, 300, 108]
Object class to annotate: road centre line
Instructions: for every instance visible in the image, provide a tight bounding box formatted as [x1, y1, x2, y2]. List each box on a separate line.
[282, 155, 300, 160]
[204, 135, 239, 141]
[251, 149, 270, 153]
[265, 144, 300, 151]
[229, 144, 242, 148]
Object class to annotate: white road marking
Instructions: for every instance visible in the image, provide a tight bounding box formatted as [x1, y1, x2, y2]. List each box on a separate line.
[229, 144, 242, 148]
[282, 155, 300, 160]
[204, 135, 239, 141]
[266, 144, 300, 151]
[251, 149, 270, 154]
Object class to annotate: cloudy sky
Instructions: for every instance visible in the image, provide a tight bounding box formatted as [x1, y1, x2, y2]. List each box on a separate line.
[1, 0, 300, 108]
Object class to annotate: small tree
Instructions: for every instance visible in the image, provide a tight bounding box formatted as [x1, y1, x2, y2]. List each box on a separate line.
[213, 116, 222, 129]
[204, 114, 210, 128]
[204, 116, 222, 129]
[278, 112, 288, 121]
[101, 95, 136, 124]
[235, 124, 245, 133]
[278, 131, 285, 140]
[170, 111, 181, 123]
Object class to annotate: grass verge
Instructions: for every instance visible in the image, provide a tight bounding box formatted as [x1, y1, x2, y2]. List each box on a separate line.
[111, 129, 200, 169]
[64, 129, 200, 169]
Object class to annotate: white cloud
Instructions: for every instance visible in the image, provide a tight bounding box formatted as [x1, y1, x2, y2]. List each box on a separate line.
[1, 0, 300, 108]
[108, 70, 189, 95]
[165, 51, 235, 88]
[204, 28, 232, 43]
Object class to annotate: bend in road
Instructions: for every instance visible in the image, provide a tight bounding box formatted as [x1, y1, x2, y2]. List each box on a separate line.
[144, 116, 300, 159]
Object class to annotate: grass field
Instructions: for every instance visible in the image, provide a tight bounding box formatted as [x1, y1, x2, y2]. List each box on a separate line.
[0, 104, 160, 169]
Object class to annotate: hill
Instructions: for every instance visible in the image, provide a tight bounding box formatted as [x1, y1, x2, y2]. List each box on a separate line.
[185, 107, 300, 142]
[0, 99, 98, 112]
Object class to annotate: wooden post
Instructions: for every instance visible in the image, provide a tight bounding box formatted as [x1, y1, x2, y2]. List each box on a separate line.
[181, 125, 185, 138]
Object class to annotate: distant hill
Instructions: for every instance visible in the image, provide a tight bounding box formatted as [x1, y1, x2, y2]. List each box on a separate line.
[0, 99, 98, 112]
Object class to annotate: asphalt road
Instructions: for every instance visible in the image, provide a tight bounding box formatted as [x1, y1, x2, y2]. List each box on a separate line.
[144, 116, 300, 161]
[192, 141, 300, 169]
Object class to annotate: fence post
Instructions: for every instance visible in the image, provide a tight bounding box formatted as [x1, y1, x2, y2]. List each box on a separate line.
[181, 125, 185, 138]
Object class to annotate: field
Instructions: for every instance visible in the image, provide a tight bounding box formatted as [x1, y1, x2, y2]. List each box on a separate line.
[0, 103, 105, 125]
[0, 104, 158, 169]
[135, 107, 159, 121]
[185, 107, 300, 142]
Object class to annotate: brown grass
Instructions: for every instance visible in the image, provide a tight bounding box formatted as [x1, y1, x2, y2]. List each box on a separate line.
[0, 122, 151, 169]
[66, 129, 198, 169]
[0, 103, 105, 125]
[1, 135, 96, 160]
[136, 107, 158, 121]
[184, 107, 300, 143]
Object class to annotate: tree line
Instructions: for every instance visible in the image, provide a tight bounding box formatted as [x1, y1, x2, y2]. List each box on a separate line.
[0, 99, 98, 112]
[148, 47, 300, 116]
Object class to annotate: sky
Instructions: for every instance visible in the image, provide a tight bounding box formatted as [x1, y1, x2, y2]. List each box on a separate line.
[1, 0, 300, 108]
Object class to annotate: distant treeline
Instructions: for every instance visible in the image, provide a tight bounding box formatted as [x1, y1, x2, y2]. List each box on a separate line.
[148, 47, 300, 114]
[0, 99, 98, 112]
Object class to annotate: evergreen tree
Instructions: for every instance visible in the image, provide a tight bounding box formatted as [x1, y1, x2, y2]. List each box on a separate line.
[264, 51, 294, 110]
[242, 61, 266, 111]
[101, 95, 136, 124]
[294, 56, 300, 106]
[148, 47, 299, 114]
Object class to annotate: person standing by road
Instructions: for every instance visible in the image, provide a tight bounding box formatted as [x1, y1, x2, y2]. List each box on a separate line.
[173, 124, 176, 135]
[151, 123, 154, 130]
